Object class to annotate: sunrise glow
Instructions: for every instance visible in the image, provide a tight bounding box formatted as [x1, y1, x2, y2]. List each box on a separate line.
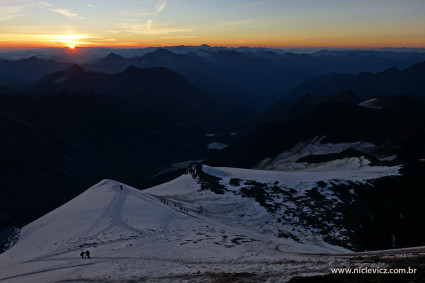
[0, 0, 424, 49]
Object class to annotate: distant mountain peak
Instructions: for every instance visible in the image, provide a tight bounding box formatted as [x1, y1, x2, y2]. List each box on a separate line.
[151, 48, 175, 55]
[67, 64, 86, 73]
[283, 59, 425, 101]
[379, 66, 400, 75]
[122, 65, 142, 74]
[407, 60, 425, 72]
[21, 56, 40, 62]
[332, 90, 362, 103]
[102, 52, 124, 61]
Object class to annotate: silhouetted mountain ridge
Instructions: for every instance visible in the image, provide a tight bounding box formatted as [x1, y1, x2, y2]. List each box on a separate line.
[3, 48, 425, 110]
[258, 91, 362, 124]
[82, 48, 425, 110]
[0, 64, 255, 235]
[0, 56, 70, 90]
[284, 61, 425, 101]
[210, 95, 425, 168]
[21, 65, 250, 130]
[0, 89, 225, 235]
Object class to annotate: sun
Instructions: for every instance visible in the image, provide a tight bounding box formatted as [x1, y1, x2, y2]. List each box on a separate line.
[58, 34, 84, 49]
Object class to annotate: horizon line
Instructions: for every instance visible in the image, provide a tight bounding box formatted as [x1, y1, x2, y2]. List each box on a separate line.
[1, 44, 425, 51]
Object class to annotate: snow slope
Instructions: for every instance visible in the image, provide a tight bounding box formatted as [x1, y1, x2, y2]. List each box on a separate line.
[0, 178, 355, 283]
[0, 158, 407, 282]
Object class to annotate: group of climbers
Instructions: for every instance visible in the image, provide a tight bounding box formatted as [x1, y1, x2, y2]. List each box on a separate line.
[160, 198, 203, 214]
[79, 250, 90, 259]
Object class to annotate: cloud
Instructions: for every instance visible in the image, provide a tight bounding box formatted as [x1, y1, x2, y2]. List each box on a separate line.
[0, 5, 27, 22]
[43, 33, 103, 46]
[0, 0, 34, 22]
[146, 19, 153, 30]
[120, 9, 154, 17]
[161, 35, 197, 39]
[52, 8, 77, 18]
[118, 21, 191, 36]
[118, 0, 168, 34]
[39, 1, 78, 18]
[148, 0, 167, 29]
[154, 0, 167, 16]
[121, 0, 166, 18]
[0, 0, 29, 4]
[0, 32, 101, 46]
[88, 4, 94, 8]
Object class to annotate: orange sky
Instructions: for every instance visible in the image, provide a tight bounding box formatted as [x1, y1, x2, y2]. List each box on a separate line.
[1, 0, 424, 49]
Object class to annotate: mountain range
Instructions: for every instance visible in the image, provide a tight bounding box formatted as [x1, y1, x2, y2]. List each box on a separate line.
[2, 45, 425, 281]
[211, 94, 425, 167]
[0, 65, 250, 239]
[84, 48, 425, 110]
[283, 61, 425, 102]
[0, 56, 69, 90]
[2, 46, 425, 110]
[22, 64, 250, 129]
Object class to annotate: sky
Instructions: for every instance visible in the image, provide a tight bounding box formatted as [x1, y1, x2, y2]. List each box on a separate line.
[0, 0, 424, 49]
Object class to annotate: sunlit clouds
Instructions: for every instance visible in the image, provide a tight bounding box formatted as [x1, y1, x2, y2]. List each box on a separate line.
[120, 0, 169, 34]
[118, 21, 192, 36]
[155, 0, 167, 17]
[39, 1, 79, 18]
[0, 32, 107, 48]
[148, 0, 167, 29]
[0, 5, 27, 22]
[53, 34, 93, 47]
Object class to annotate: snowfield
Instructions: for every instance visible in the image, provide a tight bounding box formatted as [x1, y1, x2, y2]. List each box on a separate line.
[254, 137, 397, 170]
[0, 161, 422, 282]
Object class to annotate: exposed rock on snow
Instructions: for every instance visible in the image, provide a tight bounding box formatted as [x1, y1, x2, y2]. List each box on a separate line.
[0, 160, 418, 282]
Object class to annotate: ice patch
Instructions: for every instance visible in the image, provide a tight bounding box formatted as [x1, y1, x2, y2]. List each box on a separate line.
[358, 98, 382, 109]
[207, 142, 228, 150]
[379, 155, 397, 161]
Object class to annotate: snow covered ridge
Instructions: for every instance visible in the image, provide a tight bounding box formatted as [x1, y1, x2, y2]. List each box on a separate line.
[0, 159, 406, 282]
[0, 178, 356, 283]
